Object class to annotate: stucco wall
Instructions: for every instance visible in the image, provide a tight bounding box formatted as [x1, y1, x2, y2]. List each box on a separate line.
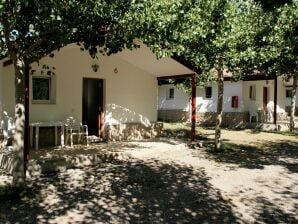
[158, 81, 244, 113]
[285, 88, 298, 106]
[0, 63, 15, 120]
[158, 85, 190, 111]
[242, 79, 286, 113]
[1, 44, 158, 126]
[196, 81, 244, 113]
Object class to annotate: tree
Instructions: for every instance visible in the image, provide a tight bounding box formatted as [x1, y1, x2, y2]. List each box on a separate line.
[0, 0, 138, 186]
[180, 0, 260, 150]
[128, 0, 263, 150]
[236, 0, 298, 131]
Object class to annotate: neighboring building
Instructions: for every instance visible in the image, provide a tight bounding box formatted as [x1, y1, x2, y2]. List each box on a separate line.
[285, 79, 298, 116]
[158, 77, 293, 127]
[0, 43, 193, 145]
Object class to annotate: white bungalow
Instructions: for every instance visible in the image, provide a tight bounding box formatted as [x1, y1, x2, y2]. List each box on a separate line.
[0, 43, 194, 148]
[158, 75, 297, 127]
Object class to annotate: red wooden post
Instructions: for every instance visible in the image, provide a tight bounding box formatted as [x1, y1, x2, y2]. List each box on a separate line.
[191, 73, 196, 143]
[99, 111, 104, 139]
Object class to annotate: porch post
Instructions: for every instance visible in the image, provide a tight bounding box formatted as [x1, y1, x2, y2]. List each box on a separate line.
[191, 73, 196, 143]
[273, 77, 277, 125]
[24, 64, 30, 163]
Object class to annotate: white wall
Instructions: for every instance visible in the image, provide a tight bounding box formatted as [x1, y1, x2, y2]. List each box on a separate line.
[196, 81, 244, 112]
[242, 79, 286, 113]
[0, 62, 15, 120]
[1, 44, 158, 126]
[285, 88, 298, 107]
[158, 81, 244, 113]
[158, 85, 190, 111]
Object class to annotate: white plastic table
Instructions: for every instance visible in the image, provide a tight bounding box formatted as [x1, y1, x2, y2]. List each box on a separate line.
[30, 121, 64, 150]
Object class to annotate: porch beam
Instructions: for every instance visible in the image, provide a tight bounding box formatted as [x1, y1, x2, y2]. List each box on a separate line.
[157, 73, 193, 80]
[171, 55, 202, 74]
[274, 77, 277, 125]
[3, 59, 12, 67]
[191, 73, 196, 143]
[224, 74, 276, 82]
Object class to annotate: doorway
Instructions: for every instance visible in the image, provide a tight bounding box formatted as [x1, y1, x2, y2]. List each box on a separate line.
[82, 78, 104, 137]
[263, 87, 268, 112]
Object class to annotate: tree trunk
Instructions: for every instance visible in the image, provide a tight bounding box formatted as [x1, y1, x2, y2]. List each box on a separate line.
[12, 58, 26, 187]
[215, 68, 224, 150]
[289, 74, 297, 132]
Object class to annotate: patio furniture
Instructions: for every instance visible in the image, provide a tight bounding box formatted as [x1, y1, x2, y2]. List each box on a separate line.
[249, 109, 259, 123]
[64, 117, 88, 148]
[265, 104, 274, 123]
[30, 121, 65, 150]
[0, 116, 15, 149]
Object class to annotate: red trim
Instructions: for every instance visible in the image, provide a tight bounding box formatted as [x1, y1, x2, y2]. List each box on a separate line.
[171, 55, 201, 74]
[3, 59, 12, 67]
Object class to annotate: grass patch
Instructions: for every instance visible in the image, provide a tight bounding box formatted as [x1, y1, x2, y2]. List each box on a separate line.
[266, 130, 298, 137]
[206, 142, 238, 153]
[162, 122, 209, 141]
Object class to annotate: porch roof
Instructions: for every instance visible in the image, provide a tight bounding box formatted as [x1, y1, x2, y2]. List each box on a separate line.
[116, 42, 194, 77]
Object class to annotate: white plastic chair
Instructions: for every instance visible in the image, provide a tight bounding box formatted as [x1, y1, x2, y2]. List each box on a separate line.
[249, 109, 259, 123]
[64, 117, 88, 147]
[266, 103, 274, 123]
[0, 116, 15, 149]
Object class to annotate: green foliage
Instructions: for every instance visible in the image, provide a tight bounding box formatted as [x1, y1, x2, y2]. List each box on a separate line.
[233, 0, 298, 77]
[0, 0, 138, 63]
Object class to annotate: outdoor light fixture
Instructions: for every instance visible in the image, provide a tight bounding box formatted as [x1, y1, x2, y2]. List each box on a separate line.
[91, 62, 99, 72]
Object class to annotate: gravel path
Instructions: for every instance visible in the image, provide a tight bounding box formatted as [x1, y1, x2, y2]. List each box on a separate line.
[0, 133, 297, 224]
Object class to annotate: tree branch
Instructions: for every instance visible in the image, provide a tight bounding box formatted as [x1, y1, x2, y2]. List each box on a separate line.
[1, 16, 17, 63]
[21, 38, 47, 56]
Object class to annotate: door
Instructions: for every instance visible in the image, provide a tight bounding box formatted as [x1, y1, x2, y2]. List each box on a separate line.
[263, 87, 268, 112]
[82, 78, 104, 137]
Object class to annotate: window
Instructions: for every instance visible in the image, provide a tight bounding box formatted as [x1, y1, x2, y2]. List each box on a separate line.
[249, 85, 256, 100]
[286, 89, 292, 98]
[205, 87, 212, 98]
[32, 76, 55, 104]
[167, 88, 174, 100]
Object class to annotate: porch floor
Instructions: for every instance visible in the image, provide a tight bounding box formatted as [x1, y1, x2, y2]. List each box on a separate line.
[248, 116, 298, 132]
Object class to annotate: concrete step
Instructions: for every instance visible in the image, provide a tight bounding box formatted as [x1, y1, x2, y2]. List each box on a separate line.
[1, 148, 130, 179]
[27, 152, 128, 178]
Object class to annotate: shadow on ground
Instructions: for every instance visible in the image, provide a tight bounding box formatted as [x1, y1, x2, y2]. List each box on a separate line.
[0, 159, 239, 224]
[199, 140, 298, 173]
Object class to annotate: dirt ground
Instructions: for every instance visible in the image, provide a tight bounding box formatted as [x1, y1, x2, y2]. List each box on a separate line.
[0, 127, 297, 223]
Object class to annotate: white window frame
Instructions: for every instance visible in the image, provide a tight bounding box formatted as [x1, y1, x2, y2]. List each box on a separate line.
[31, 75, 56, 104]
